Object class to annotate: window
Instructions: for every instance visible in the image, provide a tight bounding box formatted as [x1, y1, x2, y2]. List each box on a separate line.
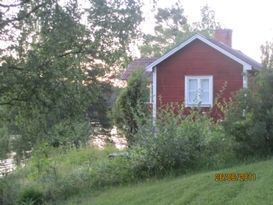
[185, 76, 213, 107]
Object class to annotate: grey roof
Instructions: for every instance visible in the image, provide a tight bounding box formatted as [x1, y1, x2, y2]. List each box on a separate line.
[121, 57, 157, 80]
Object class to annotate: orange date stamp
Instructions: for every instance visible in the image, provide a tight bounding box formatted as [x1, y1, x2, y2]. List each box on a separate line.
[215, 172, 256, 182]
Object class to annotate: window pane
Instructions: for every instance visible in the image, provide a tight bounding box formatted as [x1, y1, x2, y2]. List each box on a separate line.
[189, 79, 197, 91]
[189, 91, 198, 104]
[200, 79, 209, 91]
[200, 91, 209, 103]
[186, 77, 212, 106]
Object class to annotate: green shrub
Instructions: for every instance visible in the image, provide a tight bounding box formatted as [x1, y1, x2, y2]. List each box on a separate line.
[47, 120, 92, 148]
[112, 70, 149, 145]
[89, 157, 133, 187]
[131, 107, 229, 176]
[201, 126, 235, 169]
[223, 68, 273, 158]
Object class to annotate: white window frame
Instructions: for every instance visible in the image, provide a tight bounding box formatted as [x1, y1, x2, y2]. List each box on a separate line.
[185, 75, 213, 107]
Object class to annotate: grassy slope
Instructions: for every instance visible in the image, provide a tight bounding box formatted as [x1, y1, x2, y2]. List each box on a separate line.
[56, 158, 273, 205]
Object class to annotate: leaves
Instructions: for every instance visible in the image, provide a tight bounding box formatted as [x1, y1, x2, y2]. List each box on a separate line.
[0, 0, 143, 157]
[224, 68, 273, 157]
[139, 3, 220, 57]
[112, 70, 149, 145]
[261, 41, 273, 68]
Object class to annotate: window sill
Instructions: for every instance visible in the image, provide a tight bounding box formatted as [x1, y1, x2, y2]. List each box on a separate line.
[185, 104, 212, 108]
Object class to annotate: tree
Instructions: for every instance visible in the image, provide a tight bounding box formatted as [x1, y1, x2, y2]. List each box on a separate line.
[0, 0, 143, 159]
[261, 41, 273, 68]
[140, 1, 190, 58]
[223, 68, 273, 157]
[112, 70, 149, 145]
[192, 5, 220, 36]
[139, 3, 220, 57]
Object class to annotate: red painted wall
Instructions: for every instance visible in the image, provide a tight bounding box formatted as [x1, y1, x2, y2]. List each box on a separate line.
[156, 39, 243, 117]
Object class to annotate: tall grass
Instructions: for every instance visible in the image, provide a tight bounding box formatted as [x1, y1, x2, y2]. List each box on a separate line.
[0, 107, 252, 204]
[1, 145, 135, 205]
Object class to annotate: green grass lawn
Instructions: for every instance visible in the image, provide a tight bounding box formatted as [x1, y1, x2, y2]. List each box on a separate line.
[51, 158, 273, 205]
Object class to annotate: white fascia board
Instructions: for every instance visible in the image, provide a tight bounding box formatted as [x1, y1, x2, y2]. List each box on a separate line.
[198, 36, 252, 69]
[146, 34, 252, 72]
[146, 34, 199, 72]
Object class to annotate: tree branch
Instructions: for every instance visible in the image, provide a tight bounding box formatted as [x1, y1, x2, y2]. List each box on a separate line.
[0, 0, 30, 8]
[0, 2, 46, 28]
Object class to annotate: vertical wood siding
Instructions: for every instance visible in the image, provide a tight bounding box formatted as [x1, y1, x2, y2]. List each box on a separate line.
[156, 39, 243, 117]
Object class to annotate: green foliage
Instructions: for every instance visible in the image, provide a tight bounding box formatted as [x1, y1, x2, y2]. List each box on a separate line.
[0, 175, 21, 205]
[87, 157, 133, 188]
[131, 107, 232, 176]
[223, 68, 273, 157]
[47, 158, 273, 205]
[18, 187, 44, 205]
[0, 127, 10, 159]
[0, 0, 143, 158]
[261, 40, 273, 68]
[112, 70, 149, 145]
[192, 5, 220, 35]
[0, 119, 238, 205]
[47, 121, 91, 148]
[0, 146, 135, 203]
[140, 2, 190, 57]
[140, 3, 220, 57]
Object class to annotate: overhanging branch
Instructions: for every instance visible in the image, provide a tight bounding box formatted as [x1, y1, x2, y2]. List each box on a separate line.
[0, 0, 30, 8]
[0, 2, 46, 28]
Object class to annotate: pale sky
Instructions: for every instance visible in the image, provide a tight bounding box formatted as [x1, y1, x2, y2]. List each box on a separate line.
[141, 0, 273, 62]
[2, 0, 272, 62]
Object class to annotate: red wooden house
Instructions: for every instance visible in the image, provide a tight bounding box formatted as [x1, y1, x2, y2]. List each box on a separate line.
[123, 29, 262, 119]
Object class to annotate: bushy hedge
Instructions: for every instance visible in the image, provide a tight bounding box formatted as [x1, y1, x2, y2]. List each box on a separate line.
[0, 107, 238, 204]
[112, 70, 149, 145]
[223, 68, 273, 158]
[131, 107, 233, 177]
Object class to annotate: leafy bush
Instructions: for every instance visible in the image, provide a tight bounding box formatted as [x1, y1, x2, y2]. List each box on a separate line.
[47, 120, 92, 148]
[223, 68, 273, 158]
[112, 70, 149, 145]
[131, 107, 230, 176]
[0, 105, 236, 204]
[89, 157, 133, 187]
